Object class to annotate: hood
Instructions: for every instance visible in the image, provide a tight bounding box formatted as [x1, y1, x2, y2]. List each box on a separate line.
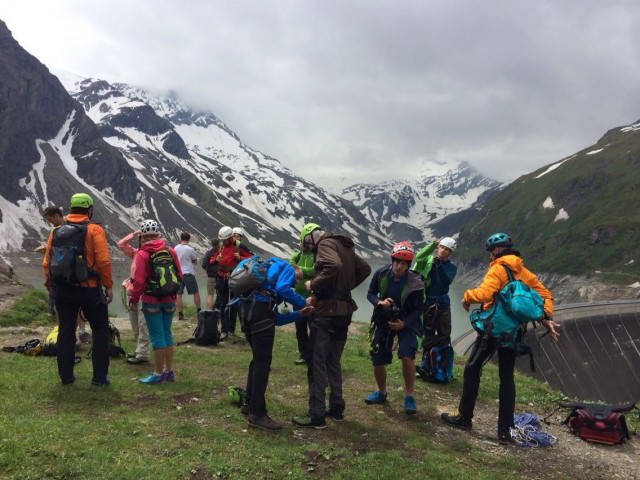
[493, 253, 524, 275]
[140, 238, 168, 253]
[320, 232, 355, 249]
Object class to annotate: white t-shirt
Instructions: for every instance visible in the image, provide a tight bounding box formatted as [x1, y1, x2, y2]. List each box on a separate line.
[174, 243, 196, 275]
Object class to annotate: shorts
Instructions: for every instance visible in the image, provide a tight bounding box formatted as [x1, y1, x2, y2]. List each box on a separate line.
[370, 323, 420, 366]
[178, 273, 199, 295]
[206, 276, 217, 296]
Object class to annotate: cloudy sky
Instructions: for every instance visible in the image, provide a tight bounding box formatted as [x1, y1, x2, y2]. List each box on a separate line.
[2, 1, 639, 191]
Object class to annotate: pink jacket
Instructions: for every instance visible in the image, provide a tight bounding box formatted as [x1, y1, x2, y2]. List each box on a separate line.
[129, 239, 183, 304]
[117, 232, 139, 292]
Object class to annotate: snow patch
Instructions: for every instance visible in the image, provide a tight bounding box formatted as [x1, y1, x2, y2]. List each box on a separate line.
[553, 208, 569, 222]
[542, 196, 554, 209]
[534, 155, 574, 179]
[586, 148, 603, 155]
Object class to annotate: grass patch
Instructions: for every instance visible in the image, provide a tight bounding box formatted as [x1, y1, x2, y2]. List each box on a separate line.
[0, 291, 572, 480]
[0, 289, 51, 327]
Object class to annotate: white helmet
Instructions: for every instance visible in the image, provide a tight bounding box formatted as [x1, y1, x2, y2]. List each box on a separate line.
[140, 219, 160, 235]
[232, 227, 244, 236]
[439, 237, 457, 251]
[218, 226, 233, 240]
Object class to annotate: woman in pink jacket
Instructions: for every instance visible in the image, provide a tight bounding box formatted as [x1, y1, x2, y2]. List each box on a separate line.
[128, 220, 183, 384]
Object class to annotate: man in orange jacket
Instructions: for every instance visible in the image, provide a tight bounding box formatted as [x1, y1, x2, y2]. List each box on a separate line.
[441, 232, 559, 444]
[43, 193, 114, 386]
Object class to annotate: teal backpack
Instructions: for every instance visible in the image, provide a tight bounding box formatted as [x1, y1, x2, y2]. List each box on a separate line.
[469, 265, 545, 352]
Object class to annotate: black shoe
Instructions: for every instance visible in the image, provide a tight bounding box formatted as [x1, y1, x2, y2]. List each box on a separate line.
[441, 413, 472, 430]
[248, 414, 282, 431]
[91, 376, 111, 387]
[292, 416, 327, 430]
[61, 374, 76, 385]
[498, 431, 515, 445]
[240, 404, 249, 416]
[178, 312, 184, 321]
[326, 409, 345, 421]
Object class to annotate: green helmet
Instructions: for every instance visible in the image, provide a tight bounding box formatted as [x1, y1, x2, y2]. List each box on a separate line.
[299, 222, 321, 244]
[69, 193, 94, 209]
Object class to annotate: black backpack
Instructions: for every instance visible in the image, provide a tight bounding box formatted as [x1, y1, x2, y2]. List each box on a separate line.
[145, 249, 180, 297]
[49, 221, 92, 285]
[193, 310, 220, 346]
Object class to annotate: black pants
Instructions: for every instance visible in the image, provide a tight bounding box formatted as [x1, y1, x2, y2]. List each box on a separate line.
[458, 336, 516, 434]
[244, 302, 275, 417]
[295, 316, 310, 359]
[54, 286, 109, 383]
[215, 278, 237, 334]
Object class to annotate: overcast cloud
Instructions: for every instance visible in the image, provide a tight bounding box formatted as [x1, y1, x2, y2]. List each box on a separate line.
[2, 1, 640, 191]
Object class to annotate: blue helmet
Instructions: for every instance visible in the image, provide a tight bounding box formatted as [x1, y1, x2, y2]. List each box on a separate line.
[485, 232, 513, 251]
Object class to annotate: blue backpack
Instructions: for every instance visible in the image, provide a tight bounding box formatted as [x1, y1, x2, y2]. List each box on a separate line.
[229, 255, 272, 298]
[417, 341, 454, 384]
[470, 265, 544, 350]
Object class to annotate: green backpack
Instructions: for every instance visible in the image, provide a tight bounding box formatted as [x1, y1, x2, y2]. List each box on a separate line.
[145, 249, 180, 297]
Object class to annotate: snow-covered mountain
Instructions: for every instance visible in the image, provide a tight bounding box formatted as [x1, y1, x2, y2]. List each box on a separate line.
[0, 20, 495, 264]
[342, 162, 500, 241]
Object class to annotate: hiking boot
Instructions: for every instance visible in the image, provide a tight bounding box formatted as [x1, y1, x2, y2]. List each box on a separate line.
[498, 430, 515, 445]
[178, 312, 184, 321]
[162, 370, 175, 383]
[292, 416, 327, 430]
[404, 395, 417, 415]
[295, 355, 306, 365]
[126, 356, 149, 365]
[441, 413, 472, 430]
[326, 409, 345, 421]
[61, 374, 76, 385]
[364, 390, 387, 405]
[91, 376, 110, 386]
[248, 414, 282, 431]
[240, 404, 250, 416]
[219, 332, 228, 341]
[78, 332, 92, 344]
[139, 372, 165, 385]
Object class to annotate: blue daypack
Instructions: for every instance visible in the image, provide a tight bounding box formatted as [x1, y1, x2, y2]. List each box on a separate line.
[417, 342, 454, 384]
[469, 265, 544, 349]
[229, 255, 272, 297]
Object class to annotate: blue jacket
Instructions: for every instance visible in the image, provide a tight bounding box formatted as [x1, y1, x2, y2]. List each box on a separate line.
[248, 258, 307, 324]
[425, 258, 457, 308]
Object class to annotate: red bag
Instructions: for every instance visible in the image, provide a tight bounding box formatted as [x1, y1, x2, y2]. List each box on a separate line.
[561, 401, 635, 445]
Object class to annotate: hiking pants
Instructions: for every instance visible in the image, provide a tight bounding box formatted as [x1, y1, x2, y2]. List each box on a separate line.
[295, 316, 310, 360]
[244, 302, 276, 417]
[458, 336, 516, 434]
[307, 315, 350, 420]
[128, 297, 149, 359]
[215, 278, 238, 334]
[142, 302, 175, 349]
[54, 286, 109, 384]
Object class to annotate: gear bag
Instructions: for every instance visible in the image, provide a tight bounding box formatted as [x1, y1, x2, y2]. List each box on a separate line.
[193, 309, 220, 346]
[145, 249, 180, 297]
[229, 255, 272, 298]
[560, 401, 636, 445]
[469, 265, 544, 349]
[417, 339, 454, 384]
[41, 325, 59, 356]
[49, 221, 92, 285]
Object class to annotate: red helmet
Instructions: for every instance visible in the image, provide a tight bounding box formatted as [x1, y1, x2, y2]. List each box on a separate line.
[391, 241, 415, 262]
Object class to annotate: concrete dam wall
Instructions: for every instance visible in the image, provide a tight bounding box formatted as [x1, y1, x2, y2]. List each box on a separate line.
[453, 300, 640, 404]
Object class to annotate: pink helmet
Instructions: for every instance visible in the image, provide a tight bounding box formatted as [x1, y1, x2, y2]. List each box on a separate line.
[391, 241, 415, 262]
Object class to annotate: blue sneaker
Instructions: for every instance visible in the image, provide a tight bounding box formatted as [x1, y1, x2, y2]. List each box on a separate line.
[139, 373, 165, 385]
[404, 395, 417, 415]
[162, 370, 175, 383]
[364, 390, 387, 404]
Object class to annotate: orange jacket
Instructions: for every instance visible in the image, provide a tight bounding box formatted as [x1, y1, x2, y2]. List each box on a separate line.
[42, 213, 113, 289]
[463, 253, 553, 318]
